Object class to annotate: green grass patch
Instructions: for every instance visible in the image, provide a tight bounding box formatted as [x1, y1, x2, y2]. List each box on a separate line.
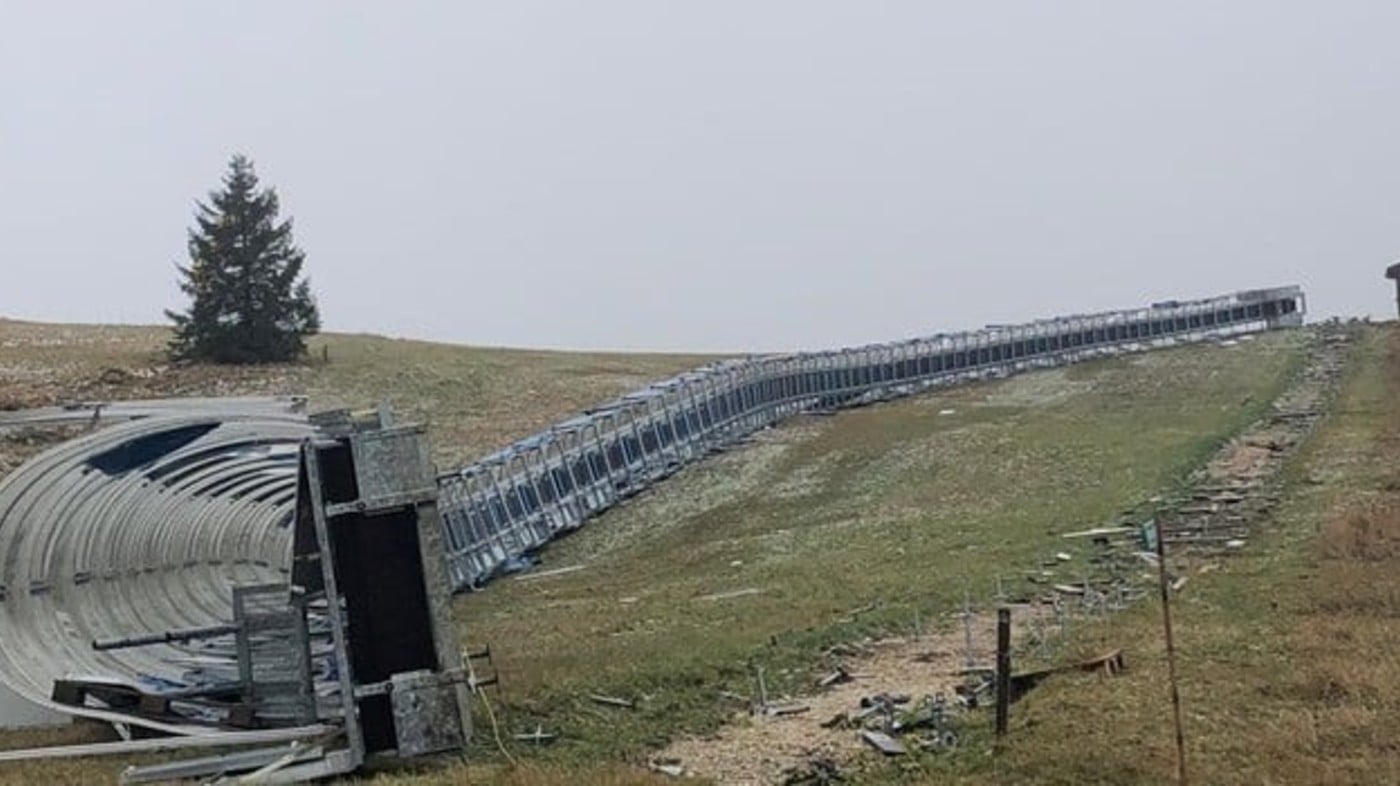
[450, 333, 1305, 778]
[895, 325, 1400, 785]
[0, 322, 1320, 785]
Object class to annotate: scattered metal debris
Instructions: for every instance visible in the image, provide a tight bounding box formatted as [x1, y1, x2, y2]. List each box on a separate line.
[697, 587, 764, 602]
[817, 665, 854, 689]
[514, 564, 586, 582]
[650, 758, 687, 777]
[824, 642, 870, 659]
[915, 729, 960, 752]
[4, 415, 472, 781]
[513, 725, 558, 745]
[588, 693, 636, 710]
[860, 730, 906, 756]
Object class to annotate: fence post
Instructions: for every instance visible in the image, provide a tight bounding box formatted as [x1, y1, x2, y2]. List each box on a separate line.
[995, 606, 1011, 738]
[1155, 523, 1188, 785]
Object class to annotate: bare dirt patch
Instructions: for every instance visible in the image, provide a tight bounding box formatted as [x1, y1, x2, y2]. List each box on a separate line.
[662, 607, 1048, 785]
[1209, 441, 1276, 481]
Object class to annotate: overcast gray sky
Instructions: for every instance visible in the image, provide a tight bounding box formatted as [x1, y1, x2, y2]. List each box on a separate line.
[1, 2, 1396, 352]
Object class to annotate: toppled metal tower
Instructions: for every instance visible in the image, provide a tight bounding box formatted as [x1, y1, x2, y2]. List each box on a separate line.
[282, 414, 470, 771]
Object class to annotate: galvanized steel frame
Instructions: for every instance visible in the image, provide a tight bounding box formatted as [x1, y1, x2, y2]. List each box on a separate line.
[434, 286, 1305, 589]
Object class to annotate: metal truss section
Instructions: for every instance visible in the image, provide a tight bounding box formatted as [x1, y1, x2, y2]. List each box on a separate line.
[434, 286, 1305, 589]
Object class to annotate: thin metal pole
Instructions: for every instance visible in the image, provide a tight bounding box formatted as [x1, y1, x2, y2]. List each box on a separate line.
[302, 441, 365, 766]
[995, 607, 1011, 738]
[1155, 524, 1188, 786]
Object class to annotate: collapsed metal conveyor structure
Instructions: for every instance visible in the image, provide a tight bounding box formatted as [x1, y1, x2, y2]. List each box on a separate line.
[433, 286, 1304, 587]
[0, 286, 1304, 774]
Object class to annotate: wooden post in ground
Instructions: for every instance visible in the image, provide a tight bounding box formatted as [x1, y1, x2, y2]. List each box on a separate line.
[1155, 523, 1188, 786]
[995, 606, 1011, 738]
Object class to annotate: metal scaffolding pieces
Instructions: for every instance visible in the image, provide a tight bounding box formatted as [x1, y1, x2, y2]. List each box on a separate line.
[0, 402, 312, 734]
[116, 416, 471, 782]
[434, 286, 1306, 589]
[0, 412, 470, 781]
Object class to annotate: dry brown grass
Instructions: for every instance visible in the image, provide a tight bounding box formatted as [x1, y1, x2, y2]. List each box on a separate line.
[1286, 395, 1400, 782]
[1321, 499, 1400, 561]
[914, 325, 1400, 785]
[1242, 327, 1400, 784]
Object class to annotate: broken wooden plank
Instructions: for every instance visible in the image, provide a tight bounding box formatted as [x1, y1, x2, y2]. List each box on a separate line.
[765, 703, 811, 717]
[859, 692, 911, 707]
[650, 760, 685, 777]
[1061, 526, 1134, 540]
[818, 665, 854, 688]
[1008, 649, 1127, 700]
[513, 726, 558, 744]
[696, 587, 762, 602]
[588, 693, 635, 709]
[861, 730, 907, 756]
[952, 665, 995, 677]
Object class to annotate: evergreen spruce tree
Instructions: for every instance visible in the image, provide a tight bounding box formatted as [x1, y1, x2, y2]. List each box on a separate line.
[166, 155, 320, 364]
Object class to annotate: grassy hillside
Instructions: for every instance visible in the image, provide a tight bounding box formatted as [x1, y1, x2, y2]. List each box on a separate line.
[928, 325, 1400, 785]
[8, 321, 1392, 785]
[421, 331, 1307, 784]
